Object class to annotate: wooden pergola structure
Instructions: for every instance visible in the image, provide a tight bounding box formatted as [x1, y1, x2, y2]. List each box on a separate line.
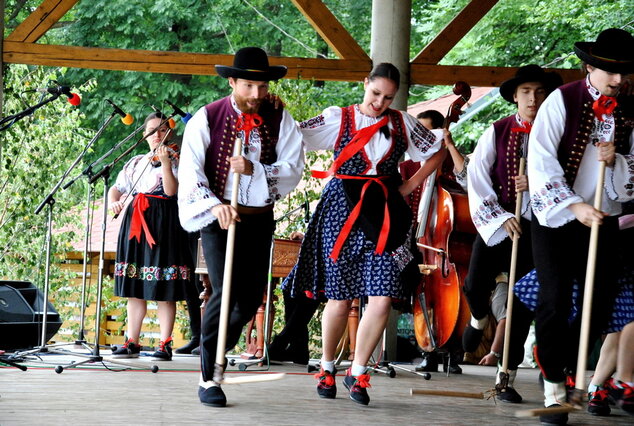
[2, 0, 581, 94]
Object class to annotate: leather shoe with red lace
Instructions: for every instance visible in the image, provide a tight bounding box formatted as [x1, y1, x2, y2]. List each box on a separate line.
[607, 379, 634, 416]
[315, 368, 337, 399]
[343, 368, 371, 405]
[587, 387, 611, 416]
[151, 337, 173, 361]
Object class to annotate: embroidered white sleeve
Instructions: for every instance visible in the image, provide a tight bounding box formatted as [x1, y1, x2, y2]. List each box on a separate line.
[299, 107, 342, 152]
[468, 125, 513, 246]
[401, 112, 443, 161]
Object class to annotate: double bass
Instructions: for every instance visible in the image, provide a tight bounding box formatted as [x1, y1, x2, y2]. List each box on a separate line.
[412, 82, 477, 362]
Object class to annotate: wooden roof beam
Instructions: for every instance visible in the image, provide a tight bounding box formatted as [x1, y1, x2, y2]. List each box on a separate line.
[412, 0, 499, 65]
[290, 0, 369, 60]
[2, 41, 372, 82]
[410, 63, 581, 86]
[6, 0, 79, 43]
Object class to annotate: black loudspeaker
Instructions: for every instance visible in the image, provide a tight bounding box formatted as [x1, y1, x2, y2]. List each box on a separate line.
[0, 281, 62, 350]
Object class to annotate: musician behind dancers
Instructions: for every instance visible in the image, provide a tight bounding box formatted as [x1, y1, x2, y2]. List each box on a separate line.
[109, 112, 193, 361]
[527, 28, 633, 425]
[177, 47, 304, 408]
[462, 65, 562, 403]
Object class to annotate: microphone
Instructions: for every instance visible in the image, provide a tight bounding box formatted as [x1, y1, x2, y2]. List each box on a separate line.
[166, 100, 192, 123]
[151, 105, 176, 128]
[35, 86, 81, 105]
[106, 99, 134, 125]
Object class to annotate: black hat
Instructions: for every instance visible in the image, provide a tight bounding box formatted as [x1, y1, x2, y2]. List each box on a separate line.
[499, 64, 564, 104]
[574, 28, 634, 74]
[215, 47, 287, 81]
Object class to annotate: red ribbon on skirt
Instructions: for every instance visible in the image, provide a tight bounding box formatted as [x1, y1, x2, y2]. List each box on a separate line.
[128, 193, 168, 249]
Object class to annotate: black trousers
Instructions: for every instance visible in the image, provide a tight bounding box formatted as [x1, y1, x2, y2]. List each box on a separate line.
[199, 210, 274, 381]
[184, 232, 204, 341]
[464, 217, 534, 320]
[532, 217, 620, 382]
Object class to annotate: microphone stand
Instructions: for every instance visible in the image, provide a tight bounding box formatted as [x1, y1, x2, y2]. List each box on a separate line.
[9, 111, 119, 363]
[48, 118, 163, 373]
[0, 93, 61, 132]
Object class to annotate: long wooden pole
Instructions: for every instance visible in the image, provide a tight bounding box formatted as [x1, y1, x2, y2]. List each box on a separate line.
[572, 160, 607, 400]
[500, 158, 526, 375]
[212, 137, 284, 385]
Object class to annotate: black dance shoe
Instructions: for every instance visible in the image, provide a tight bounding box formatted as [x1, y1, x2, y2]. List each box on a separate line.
[175, 338, 200, 354]
[198, 385, 227, 407]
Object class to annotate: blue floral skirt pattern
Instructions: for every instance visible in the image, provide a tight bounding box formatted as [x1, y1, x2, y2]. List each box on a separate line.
[514, 267, 634, 333]
[282, 178, 412, 301]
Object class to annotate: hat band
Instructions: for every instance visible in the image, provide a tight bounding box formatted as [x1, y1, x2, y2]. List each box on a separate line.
[245, 69, 266, 72]
[589, 47, 632, 64]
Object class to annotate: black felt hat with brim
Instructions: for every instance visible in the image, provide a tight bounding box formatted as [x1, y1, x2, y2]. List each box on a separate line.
[574, 28, 634, 74]
[499, 64, 564, 104]
[215, 47, 287, 81]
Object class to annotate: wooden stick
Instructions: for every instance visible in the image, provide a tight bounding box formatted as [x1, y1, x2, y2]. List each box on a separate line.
[573, 160, 607, 395]
[516, 404, 578, 418]
[212, 138, 243, 384]
[410, 389, 484, 399]
[500, 158, 525, 375]
[211, 138, 285, 385]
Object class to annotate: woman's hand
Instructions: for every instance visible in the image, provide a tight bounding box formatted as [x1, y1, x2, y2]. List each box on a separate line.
[110, 200, 125, 216]
[156, 144, 171, 164]
[443, 129, 455, 147]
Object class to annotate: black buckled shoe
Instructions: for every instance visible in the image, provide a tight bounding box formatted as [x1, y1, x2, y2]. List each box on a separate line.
[462, 324, 484, 353]
[539, 404, 569, 425]
[343, 368, 371, 405]
[315, 368, 337, 399]
[198, 385, 227, 407]
[497, 386, 523, 403]
[174, 338, 200, 354]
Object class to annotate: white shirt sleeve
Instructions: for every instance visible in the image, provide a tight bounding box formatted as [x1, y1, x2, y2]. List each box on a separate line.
[177, 107, 222, 232]
[468, 125, 514, 246]
[528, 90, 585, 227]
[401, 112, 443, 162]
[299, 106, 342, 152]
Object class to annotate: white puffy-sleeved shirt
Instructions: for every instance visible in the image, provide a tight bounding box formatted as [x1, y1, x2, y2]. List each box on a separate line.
[112, 153, 177, 196]
[177, 96, 305, 232]
[301, 105, 443, 169]
[528, 80, 634, 228]
[468, 115, 531, 246]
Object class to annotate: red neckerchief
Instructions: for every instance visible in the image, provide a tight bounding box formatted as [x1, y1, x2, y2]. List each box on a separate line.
[512, 120, 532, 134]
[592, 95, 618, 122]
[236, 113, 263, 146]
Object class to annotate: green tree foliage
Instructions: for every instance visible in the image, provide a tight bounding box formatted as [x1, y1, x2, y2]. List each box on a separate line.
[0, 64, 87, 287]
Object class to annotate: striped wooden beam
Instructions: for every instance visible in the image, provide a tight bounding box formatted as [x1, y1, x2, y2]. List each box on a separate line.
[412, 0, 499, 65]
[290, 0, 369, 60]
[5, 0, 79, 43]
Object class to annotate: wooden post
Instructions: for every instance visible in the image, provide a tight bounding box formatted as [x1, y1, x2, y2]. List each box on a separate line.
[1, 0, 6, 162]
[370, 0, 412, 110]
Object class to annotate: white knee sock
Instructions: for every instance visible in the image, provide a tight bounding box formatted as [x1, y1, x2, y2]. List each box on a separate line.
[321, 359, 335, 373]
[351, 362, 367, 377]
[543, 379, 566, 407]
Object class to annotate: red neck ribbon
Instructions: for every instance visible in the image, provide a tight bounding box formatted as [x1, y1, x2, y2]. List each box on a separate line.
[511, 121, 532, 134]
[592, 95, 617, 121]
[236, 113, 263, 146]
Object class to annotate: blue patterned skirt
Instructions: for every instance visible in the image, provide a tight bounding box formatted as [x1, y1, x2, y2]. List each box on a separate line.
[282, 179, 412, 300]
[514, 267, 634, 333]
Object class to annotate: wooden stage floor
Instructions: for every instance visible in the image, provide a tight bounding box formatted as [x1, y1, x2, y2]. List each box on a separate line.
[1, 349, 632, 425]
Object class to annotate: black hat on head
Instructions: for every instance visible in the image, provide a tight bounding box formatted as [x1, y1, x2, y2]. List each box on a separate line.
[574, 28, 634, 74]
[215, 47, 287, 81]
[499, 64, 564, 104]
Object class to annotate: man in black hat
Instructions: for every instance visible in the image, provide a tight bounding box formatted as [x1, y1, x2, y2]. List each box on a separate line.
[462, 64, 563, 403]
[178, 47, 304, 407]
[527, 28, 634, 424]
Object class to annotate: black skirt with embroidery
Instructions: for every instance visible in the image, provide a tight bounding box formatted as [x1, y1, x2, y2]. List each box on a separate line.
[114, 194, 192, 301]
